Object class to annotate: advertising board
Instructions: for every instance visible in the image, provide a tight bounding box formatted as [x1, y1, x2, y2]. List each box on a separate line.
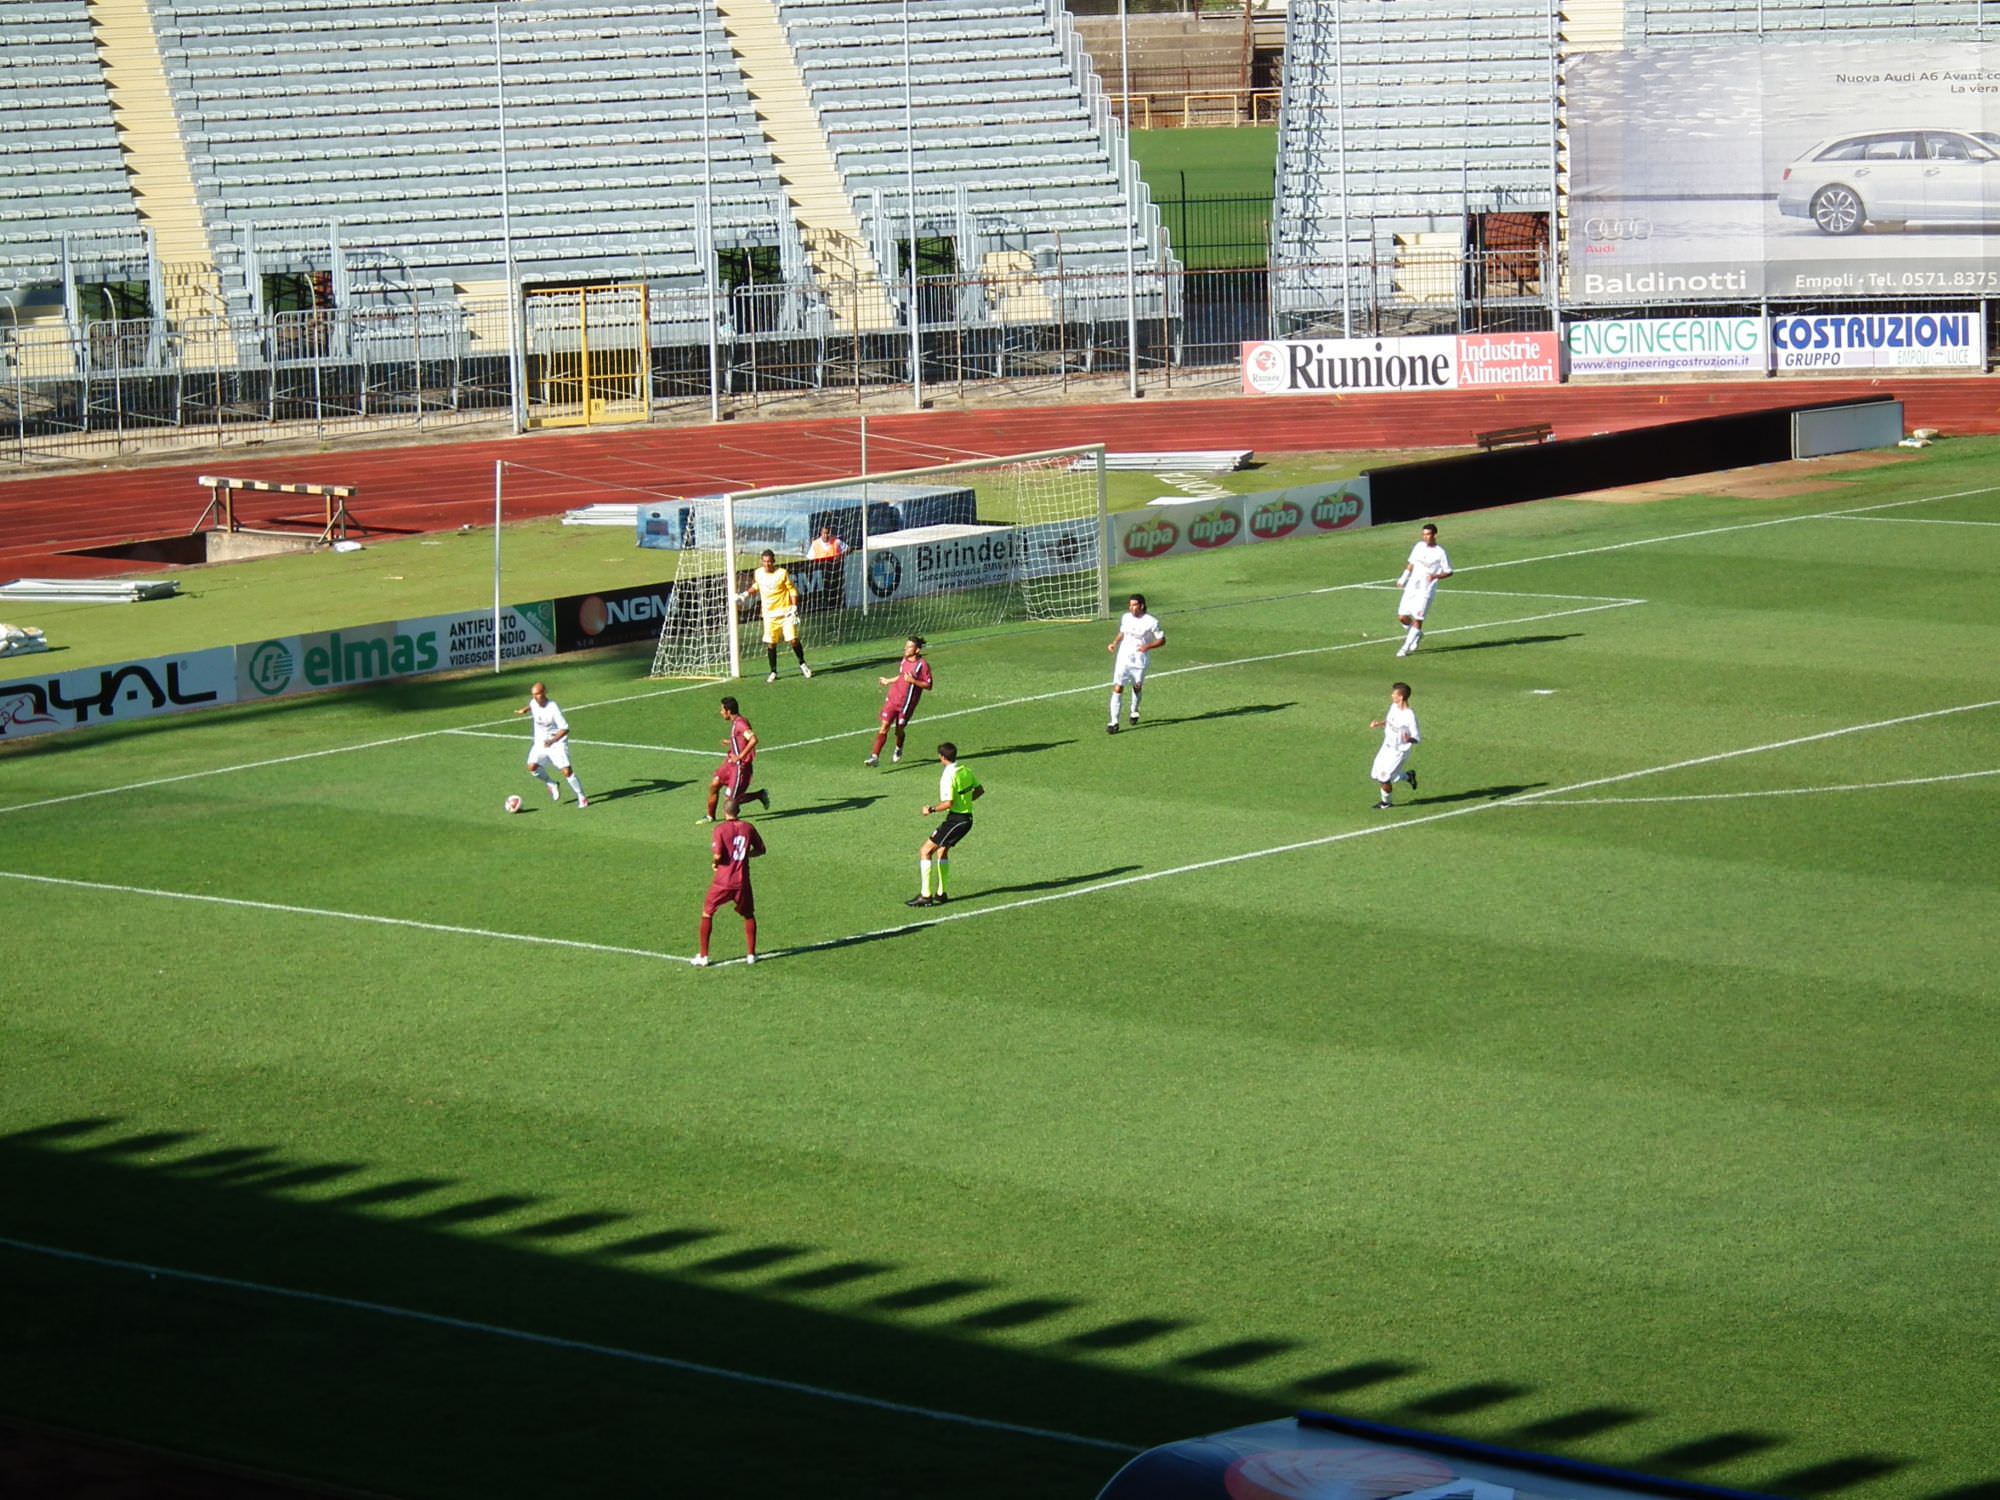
[553, 581, 677, 652]
[0, 647, 236, 741]
[238, 604, 557, 702]
[1240, 335, 1556, 395]
[848, 518, 1100, 608]
[1768, 309, 1985, 369]
[1569, 38, 2000, 303]
[1564, 316, 1769, 375]
[1109, 482, 1371, 564]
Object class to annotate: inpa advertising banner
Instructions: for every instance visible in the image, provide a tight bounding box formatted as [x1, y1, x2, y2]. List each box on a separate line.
[1109, 482, 1371, 564]
[237, 604, 557, 702]
[0, 647, 236, 741]
[1569, 39, 2000, 303]
[1240, 334, 1557, 396]
[1564, 316, 1769, 375]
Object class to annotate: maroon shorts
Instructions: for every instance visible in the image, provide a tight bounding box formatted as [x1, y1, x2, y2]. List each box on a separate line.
[703, 877, 753, 918]
[879, 690, 923, 728]
[712, 758, 754, 803]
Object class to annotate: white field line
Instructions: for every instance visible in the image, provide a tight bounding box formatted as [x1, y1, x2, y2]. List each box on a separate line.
[1310, 482, 2000, 596]
[775, 697, 2000, 958]
[1512, 767, 2000, 806]
[7, 481, 1988, 815]
[763, 598, 1644, 754]
[447, 728, 719, 758]
[0, 870, 699, 966]
[1823, 514, 2000, 528]
[0, 1235, 1135, 1456]
[0, 680, 724, 819]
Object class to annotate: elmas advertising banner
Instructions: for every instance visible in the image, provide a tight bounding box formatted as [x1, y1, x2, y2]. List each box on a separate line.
[1569, 39, 2000, 303]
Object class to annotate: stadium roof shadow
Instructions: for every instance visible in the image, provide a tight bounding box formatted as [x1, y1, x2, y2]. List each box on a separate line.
[0, 1117, 1977, 1500]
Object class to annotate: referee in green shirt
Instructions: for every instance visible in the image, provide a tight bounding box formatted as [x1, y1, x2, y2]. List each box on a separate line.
[908, 742, 983, 908]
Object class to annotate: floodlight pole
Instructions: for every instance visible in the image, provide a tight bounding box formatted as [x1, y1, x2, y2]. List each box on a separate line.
[904, 0, 921, 409]
[492, 460, 504, 673]
[1119, 0, 1138, 398]
[702, 1, 721, 423]
[495, 10, 525, 435]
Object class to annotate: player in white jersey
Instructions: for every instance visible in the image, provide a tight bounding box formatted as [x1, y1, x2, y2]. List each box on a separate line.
[1106, 593, 1165, 734]
[1369, 681, 1420, 810]
[1394, 523, 1453, 657]
[515, 681, 588, 808]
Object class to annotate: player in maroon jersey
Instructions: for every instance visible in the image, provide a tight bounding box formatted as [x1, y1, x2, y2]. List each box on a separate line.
[865, 637, 933, 767]
[693, 799, 765, 967]
[701, 695, 770, 822]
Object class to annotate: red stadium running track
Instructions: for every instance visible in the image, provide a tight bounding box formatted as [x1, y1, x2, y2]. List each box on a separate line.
[3, 376, 1996, 579]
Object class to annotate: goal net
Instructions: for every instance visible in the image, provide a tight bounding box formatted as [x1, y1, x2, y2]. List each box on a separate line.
[647, 445, 1108, 679]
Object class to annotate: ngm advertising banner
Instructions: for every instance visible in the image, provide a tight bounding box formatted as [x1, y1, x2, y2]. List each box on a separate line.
[238, 604, 557, 702]
[0, 647, 236, 741]
[1110, 481, 1371, 563]
[1241, 334, 1557, 395]
[1570, 39, 2000, 303]
[1564, 316, 1769, 375]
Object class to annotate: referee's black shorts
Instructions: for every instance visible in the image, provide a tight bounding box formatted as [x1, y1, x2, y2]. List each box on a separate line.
[929, 811, 974, 849]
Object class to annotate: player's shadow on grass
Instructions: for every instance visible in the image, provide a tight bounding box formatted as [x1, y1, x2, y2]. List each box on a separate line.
[970, 865, 1140, 899]
[758, 794, 882, 820]
[1425, 633, 1579, 654]
[1140, 702, 1295, 729]
[1408, 783, 1546, 806]
[969, 739, 1074, 760]
[584, 776, 692, 805]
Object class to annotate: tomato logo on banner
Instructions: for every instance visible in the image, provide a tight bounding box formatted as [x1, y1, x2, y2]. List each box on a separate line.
[1189, 509, 1240, 548]
[1311, 493, 1365, 531]
[1242, 342, 1288, 395]
[1248, 501, 1304, 540]
[1122, 520, 1180, 560]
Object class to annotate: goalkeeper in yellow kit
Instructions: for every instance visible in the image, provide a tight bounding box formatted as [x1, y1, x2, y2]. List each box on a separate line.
[741, 549, 814, 683]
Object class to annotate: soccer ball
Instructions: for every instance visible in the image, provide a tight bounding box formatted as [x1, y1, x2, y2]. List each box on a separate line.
[504, 794, 523, 814]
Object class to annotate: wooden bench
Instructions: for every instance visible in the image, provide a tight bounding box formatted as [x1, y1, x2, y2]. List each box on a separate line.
[1476, 423, 1554, 451]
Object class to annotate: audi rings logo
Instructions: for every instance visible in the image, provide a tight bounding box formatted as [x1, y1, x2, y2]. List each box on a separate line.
[1581, 216, 1652, 242]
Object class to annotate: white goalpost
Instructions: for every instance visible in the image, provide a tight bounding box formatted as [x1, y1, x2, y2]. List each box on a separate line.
[648, 444, 1110, 679]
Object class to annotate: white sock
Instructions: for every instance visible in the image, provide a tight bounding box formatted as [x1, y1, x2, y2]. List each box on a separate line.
[531, 769, 552, 786]
[1403, 625, 1420, 651]
[1129, 687, 1141, 720]
[1108, 690, 1121, 724]
[919, 856, 932, 896]
[566, 773, 585, 797]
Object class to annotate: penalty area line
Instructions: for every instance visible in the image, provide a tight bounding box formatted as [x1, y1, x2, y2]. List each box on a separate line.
[0, 1235, 1136, 1457]
[772, 697, 2000, 958]
[763, 598, 1645, 755]
[0, 870, 699, 967]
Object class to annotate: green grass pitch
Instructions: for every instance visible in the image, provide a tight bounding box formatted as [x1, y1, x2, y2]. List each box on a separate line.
[1, 442, 1996, 1499]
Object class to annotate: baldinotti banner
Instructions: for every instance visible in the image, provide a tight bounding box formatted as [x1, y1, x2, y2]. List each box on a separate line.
[0, 647, 236, 740]
[1109, 481, 1371, 564]
[1569, 39, 2000, 302]
[1240, 334, 1556, 395]
[237, 603, 557, 702]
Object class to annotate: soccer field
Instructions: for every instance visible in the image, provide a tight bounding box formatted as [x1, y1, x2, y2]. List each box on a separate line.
[2, 445, 1997, 1499]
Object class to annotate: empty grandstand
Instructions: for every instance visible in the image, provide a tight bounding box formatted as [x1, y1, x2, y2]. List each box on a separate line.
[0, 0, 1174, 440]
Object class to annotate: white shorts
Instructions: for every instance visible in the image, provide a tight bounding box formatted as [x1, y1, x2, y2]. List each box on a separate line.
[1398, 581, 1438, 620]
[528, 740, 572, 773]
[1112, 658, 1149, 689]
[1370, 746, 1410, 784]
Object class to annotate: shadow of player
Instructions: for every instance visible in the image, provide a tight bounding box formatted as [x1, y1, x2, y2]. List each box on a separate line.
[581, 777, 691, 805]
[1139, 701, 1295, 729]
[1408, 782, 1547, 806]
[1424, 634, 1579, 654]
[969, 739, 1075, 761]
[756, 794, 882, 821]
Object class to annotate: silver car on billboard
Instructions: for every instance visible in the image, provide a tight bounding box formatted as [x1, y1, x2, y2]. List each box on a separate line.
[1778, 128, 2000, 234]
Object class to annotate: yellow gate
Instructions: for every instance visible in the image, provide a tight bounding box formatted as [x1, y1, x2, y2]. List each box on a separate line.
[523, 283, 650, 429]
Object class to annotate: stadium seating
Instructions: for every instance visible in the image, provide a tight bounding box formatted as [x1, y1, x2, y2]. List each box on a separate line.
[0, 0, 150, 285]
